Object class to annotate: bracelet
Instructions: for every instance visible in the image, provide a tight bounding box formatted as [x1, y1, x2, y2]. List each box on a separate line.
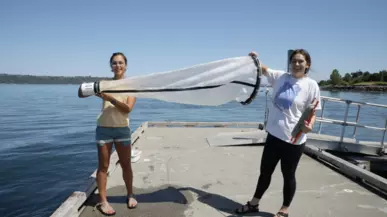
[110, 99, 117, 105]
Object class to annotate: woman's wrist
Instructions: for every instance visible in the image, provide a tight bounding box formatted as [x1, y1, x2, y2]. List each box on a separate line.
[110, 98, 117, 105]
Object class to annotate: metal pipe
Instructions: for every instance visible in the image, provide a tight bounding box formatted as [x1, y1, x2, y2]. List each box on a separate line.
[340, 102, 351, 146]
[318, 99, 326, 134]
[304, 145, 387, 193]
[264, 88, 269, 128]
[315, 118, 386, 131]
[353, 105, 361, 137]
[320, 96, 387, 108]
[381, 119, 387, 151]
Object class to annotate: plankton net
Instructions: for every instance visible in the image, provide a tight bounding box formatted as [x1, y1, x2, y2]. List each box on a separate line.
[78, 56, 262, 106]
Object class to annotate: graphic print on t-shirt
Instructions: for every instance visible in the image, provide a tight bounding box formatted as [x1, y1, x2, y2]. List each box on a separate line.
[274, 79, 301, 111]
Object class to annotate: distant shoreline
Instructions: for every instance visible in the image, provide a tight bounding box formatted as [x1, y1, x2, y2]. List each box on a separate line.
[0, 73, 109, 85]
[320, 85, 387, 92]
[0, 73, 271, 87]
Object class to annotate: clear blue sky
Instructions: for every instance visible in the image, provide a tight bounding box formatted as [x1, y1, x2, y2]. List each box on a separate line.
[1, 0, 386, 82]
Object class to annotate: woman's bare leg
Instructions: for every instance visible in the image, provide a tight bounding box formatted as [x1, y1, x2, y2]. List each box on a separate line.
[96, 142, 115, 214]
[115, 142, 137, 208]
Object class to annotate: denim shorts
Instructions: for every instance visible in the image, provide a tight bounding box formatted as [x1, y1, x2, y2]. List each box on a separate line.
[96, 126, 132, 146]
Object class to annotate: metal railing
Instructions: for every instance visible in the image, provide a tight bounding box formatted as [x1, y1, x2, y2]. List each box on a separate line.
[316, 96, 387, 152]
[263, 90, 387, 154]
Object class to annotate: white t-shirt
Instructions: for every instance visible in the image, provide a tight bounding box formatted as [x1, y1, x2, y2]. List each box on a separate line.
[265, 68, 321, 145]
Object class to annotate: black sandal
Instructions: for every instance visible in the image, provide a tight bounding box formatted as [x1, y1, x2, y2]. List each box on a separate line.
[234, 201, 259, 214]
[276, 211, 289, 217]
[126, 194, 137, 209]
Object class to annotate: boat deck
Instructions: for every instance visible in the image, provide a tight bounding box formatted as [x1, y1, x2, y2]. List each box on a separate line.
[52, 122, 387, 217]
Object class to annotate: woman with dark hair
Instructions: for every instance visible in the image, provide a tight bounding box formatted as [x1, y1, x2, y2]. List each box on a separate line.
[235, 49, 321, 217]
[85, 52, 138, 215]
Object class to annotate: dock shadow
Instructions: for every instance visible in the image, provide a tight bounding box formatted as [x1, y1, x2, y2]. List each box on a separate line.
[82, 185, 194, 217]
[178, 187, 274, 217]
[84, 184, 192, 206]
[83, 185, 274, 217]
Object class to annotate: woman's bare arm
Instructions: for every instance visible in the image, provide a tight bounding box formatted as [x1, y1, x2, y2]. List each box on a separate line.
[97, 93, 136, 113]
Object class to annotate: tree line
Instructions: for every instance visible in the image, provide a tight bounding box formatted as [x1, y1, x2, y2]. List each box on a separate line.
[319, 69, 387, 86]
[0, 73, 110, 84]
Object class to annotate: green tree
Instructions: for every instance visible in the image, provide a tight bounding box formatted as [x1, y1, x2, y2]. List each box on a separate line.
[363, 71, 371, 82]
[343, 73, 352, 83]
[318, 80, 328, 86]
[351, 70, 363, 79]
[381, 70, 387, 82]
[369, 73, 380, 81]
[330, 69, 342, 85]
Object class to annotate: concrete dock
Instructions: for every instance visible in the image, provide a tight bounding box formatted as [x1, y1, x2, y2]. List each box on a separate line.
[52, 122, 387, 217]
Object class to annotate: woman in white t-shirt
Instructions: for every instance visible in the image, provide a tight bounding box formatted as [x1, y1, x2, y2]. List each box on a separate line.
[235, 49, 321, 217]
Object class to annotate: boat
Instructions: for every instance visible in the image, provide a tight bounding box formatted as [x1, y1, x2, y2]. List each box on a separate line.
[50, 94, 387, 217]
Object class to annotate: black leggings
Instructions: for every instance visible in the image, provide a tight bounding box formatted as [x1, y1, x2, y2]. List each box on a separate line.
[253, 133, 305, 207]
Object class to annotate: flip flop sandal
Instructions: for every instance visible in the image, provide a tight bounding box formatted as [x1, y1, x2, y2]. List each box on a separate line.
[126, 194, 137, 209]
[94, 202, 116, 216]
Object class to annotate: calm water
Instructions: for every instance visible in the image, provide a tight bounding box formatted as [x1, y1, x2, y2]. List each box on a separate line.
[0, 84, 386, 217]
